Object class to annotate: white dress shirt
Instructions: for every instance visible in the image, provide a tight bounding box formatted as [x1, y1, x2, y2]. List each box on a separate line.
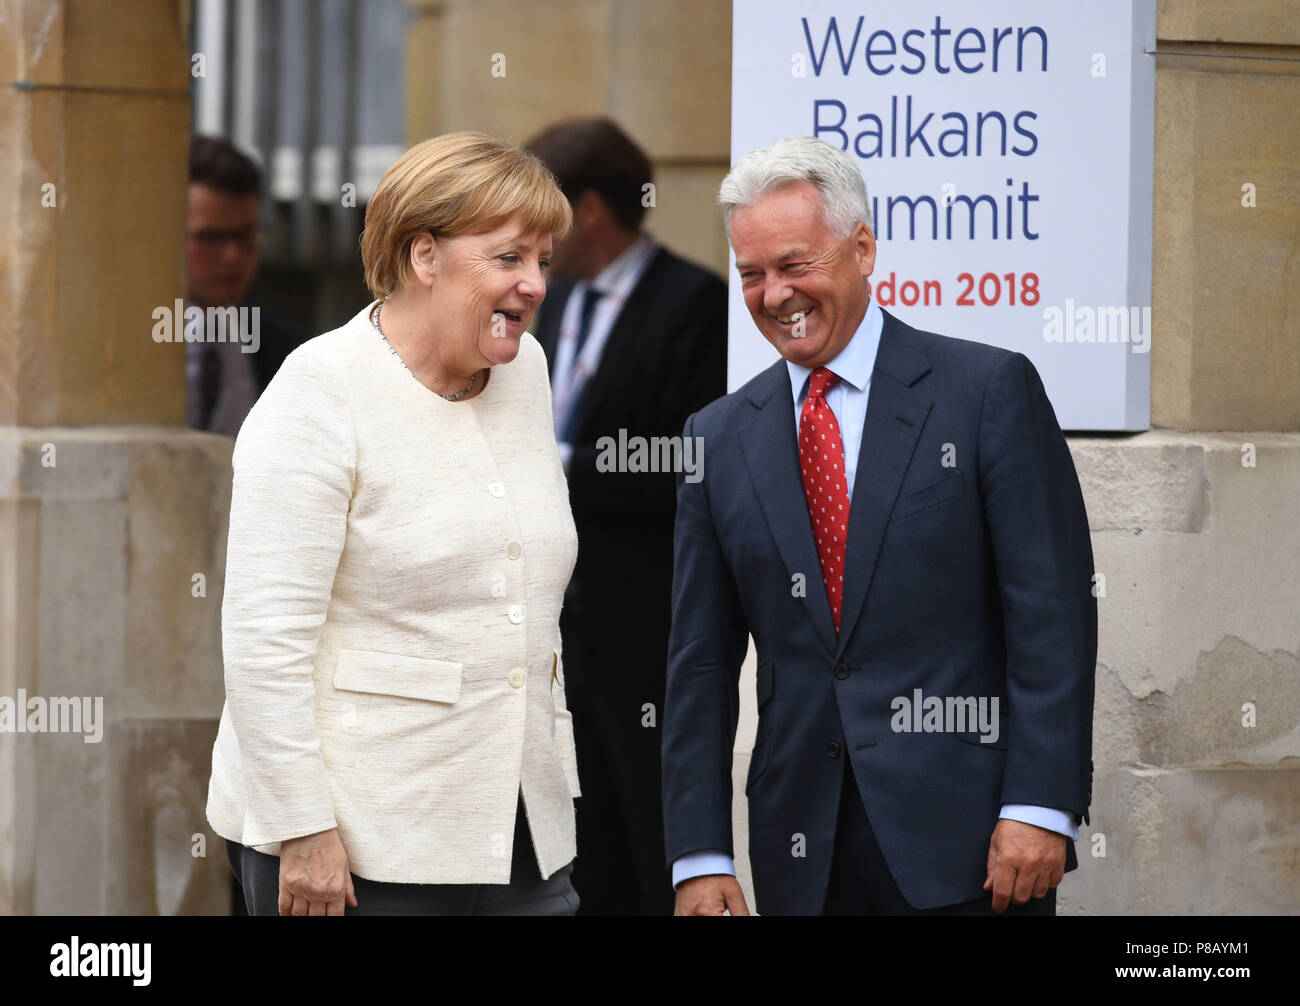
[672, 298, 1078, 891]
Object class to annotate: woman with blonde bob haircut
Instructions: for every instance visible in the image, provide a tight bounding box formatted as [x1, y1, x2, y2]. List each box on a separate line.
[207, 132, 585, 915]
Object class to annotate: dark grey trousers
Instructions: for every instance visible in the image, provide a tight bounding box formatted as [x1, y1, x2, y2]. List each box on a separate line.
[226, 791, 579, 916]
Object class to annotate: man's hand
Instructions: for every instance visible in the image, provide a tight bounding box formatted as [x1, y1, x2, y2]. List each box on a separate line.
[278, 828, 359, 916]
[674, 874, 751, 916]
[983, 818, 1066, 912]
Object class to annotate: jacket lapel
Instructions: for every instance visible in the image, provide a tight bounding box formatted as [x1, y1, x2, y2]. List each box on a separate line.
[834, 310, 933, 659]
[741, 360, 838, 657]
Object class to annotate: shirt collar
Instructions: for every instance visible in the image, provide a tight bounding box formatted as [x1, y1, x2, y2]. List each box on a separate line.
[588, 231, 657, 300]
[786, 297, 884, 404]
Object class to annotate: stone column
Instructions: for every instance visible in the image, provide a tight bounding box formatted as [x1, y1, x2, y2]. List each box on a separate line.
[1063, 0, 1300, 914]
[0, 0, 232, 914]
[405, 0, 449, 144]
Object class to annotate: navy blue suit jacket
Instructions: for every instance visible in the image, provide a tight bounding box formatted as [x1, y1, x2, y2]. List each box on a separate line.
[661, 308, 1097, 914]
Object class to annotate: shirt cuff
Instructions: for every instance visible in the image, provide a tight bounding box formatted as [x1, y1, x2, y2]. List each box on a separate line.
[671, 850, 736, 890]
[999, 804, 1079, 840]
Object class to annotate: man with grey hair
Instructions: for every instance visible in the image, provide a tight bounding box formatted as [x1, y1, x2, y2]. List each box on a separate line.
[661, 136, 1096, 915]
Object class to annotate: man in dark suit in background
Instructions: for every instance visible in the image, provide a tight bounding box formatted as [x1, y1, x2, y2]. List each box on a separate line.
[664, 137, 1095, 916]
[186, 136, 303, 435]
[526, 118, 728, 914]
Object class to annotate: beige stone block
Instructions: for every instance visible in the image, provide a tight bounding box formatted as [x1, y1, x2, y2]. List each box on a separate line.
[1159, 0, 1300, 47]
[1, 427, 232, 913]
[31, 496, 125, 913]
[58, 91, 189, 425]
[0, 84, 189, 426]
[1082, 433, 1300, 699]
[0, 0, 64, 85]
[0, 427, 231, 717]
[31, 728, 109, 914]
[64, 0, 191, 91]
[124, 432, 232, 720]
[439, 0, 610, 143]
[608, 0, 731, 161]
[1063, 766, 1300, 915]
[8, 429, 130, 501]
[1070, 435, 1208, 532]
[0, 87, 59, 427]
[37, 498, 127, 700]
[0, 496, 41, 915]
[106, 719, 229, 915]
[1095, 637, 1300, 773]
[643, 163, 732, 281]
[1151, 61, 1300, 430]
[406, 1, 449, 143]
[0, 0, 190, 90]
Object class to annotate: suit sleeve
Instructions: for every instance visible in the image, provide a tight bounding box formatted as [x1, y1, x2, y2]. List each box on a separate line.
[977, 351, 1096, 821]
[565, 277, 728, 518]
[220, 348, 354, 847]
[661, 411, 751, 866]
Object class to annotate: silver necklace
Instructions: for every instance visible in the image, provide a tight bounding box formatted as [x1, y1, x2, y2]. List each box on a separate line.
[371, 302, 478, 401]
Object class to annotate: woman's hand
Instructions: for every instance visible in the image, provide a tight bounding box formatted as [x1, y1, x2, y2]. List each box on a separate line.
[278, 828, 359, 916]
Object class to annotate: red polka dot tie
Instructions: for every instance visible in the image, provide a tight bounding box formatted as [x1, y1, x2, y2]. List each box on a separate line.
[798, 367, 850, 633]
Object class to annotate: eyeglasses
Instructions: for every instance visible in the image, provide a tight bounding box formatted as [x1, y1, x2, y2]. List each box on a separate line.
[188, 227, 263, 252]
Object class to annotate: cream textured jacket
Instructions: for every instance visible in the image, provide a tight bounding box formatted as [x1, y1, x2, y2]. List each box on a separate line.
[206, 303, 581, 884]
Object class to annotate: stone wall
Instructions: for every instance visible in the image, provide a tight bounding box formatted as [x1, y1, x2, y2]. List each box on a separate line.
[0, 0, 234, 914]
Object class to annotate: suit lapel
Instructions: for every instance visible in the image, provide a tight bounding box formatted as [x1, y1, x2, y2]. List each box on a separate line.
[834, 311, 932, 659]
[741, 361, 838, 657]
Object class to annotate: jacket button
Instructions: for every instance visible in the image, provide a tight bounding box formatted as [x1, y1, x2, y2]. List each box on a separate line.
[506, 540, 522, 560]
[507, 604, 524, 624]
[488, 482, 506, 498]
[827, 742, 841, 758]
[834, 663, 850, 679]
[508, 669, 526, 689]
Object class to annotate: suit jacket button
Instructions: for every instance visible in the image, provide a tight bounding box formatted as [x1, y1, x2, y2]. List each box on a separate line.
[834, 663, 850, 679]
[827, 742, 841, 758]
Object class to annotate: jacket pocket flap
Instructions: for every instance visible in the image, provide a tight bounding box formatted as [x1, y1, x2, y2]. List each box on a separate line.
[333, 649, 463, 704]
[892, 470, 963, 519]
[954, 710, 1009, 750]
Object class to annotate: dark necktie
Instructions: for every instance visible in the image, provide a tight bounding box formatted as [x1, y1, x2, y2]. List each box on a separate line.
[558, 286, 605, 442]
[197, 343, 222, 431]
